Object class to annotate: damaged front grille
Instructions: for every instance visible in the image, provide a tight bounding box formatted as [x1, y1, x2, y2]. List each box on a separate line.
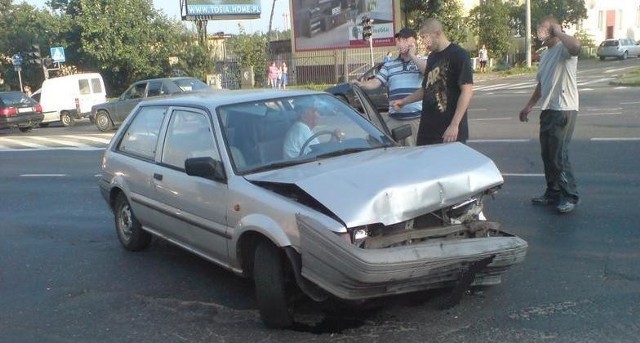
[348, 192, 498, 249]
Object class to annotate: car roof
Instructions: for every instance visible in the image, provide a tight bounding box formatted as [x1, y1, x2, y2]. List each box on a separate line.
[134, 76, 201, 83]
[137, 88, 325, 109]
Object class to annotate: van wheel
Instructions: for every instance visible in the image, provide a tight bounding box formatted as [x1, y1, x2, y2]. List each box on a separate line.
[254, 240, 294, 328]
[114, 193, 152, 251]
[60, 111, 75, 127]
[599, 56, 605, 61]
[95, 110, 114, 132]
[18, 126, 33, 133]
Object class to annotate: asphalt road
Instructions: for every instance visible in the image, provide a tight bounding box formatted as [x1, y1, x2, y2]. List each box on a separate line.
[1, 58, 639, 342]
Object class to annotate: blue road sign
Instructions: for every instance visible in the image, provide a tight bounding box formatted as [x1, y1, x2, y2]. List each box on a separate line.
[50, 47, 65, 63]
[12, 54, 22, 66]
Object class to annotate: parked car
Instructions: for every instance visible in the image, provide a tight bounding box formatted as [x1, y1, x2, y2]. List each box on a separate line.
[0, 91, 44, 132]
[31, 73, 106, 127]
[325, 62, 389, 111]
[91, 77, 210, 131]
[597, 38, 640, 60]
[99, 86, 528, 328]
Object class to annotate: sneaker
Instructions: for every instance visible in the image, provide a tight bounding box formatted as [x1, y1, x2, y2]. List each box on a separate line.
[531, 194, 558, 206]
[556, 198, 576, 213]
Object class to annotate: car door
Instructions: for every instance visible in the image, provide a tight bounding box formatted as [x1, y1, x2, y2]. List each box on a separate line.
[351, 84, 392, 137]
[359, 63, 388, 110]
[114, 82, 148, 124]
[152, 107, 230, 264]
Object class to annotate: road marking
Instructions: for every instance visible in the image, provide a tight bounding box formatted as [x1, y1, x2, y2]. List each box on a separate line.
[0, 137, 47, 148]
[61, 135, 111, 144]
[577, 77, 615, 86]
[614, 86, 628, 90]
[20, 174, 67, 177]
[620, 101, 640, 105]
[470, 117, 512, 121]
[469, 139, 531, 143]
[29, 136, 92, 148]
[581, 88, 594, 91]
[591, 137, 640, 141]
[474, 83, 508, 91]
[578, 112, 622, 117]
[469, 108, 487, 111]
[502, 173, 544, 177]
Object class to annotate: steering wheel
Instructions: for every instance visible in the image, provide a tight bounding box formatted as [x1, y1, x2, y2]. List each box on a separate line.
[298, 130, 335, 157]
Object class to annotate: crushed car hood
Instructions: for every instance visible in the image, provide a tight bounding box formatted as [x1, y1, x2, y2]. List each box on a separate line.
[245, 143, 504, 227]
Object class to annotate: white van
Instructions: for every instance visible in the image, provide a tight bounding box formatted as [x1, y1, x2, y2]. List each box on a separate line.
[31, 73, 106, 126]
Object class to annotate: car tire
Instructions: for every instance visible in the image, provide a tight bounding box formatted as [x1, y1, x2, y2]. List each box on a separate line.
[254, 240, 293, 328]
[18, 126, 33, 133]
[95, 110, 114, 132]
[114, 193, 152, 251]
[60, 111, 75, 127]
[620, 51, 628, 60]
[599, 56, 605, 61]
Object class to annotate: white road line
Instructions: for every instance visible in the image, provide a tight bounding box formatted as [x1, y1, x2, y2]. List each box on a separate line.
[29, 136, 91, 148]
[581, 88, 594, 91]
[20, 174, 67, 177]
[470, 117, 512, 121]
[591, 137, 640, 141]
[620, 101, 640, 105]
[469, 108, 487, 111]
[578, 112, 622, 117]
[577, 77, 614, 86]
[502, 173, 544, 177]
[614, 86, 628, 90]
[468, 139, 531, 143]
[474, 83, 508, 91]
[61, 135, 111, 144]
[0, 137, 48, 148]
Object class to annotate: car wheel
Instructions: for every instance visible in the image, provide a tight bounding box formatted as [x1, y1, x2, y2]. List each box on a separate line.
[114, 193, 152, 251]
[18, 126, 33, 133]
[599, 56, 605, 61]
[95, 110, 114, 132]
[60, 111, 75, 127]
[254, 240, 293, 328]
[620, 51, 628, 60]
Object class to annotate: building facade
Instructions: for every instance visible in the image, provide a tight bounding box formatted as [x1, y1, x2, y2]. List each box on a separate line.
[579, 0, 640, 43]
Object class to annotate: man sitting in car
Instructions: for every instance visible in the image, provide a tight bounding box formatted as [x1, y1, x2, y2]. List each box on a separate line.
[283, 106, 344, 159]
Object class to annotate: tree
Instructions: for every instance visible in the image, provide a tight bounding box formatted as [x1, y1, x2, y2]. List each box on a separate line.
[227, 25, 269, 87]
[469, 0, 513, 60]
[511, 0, 588, 45]
[401, 0, 467, 44]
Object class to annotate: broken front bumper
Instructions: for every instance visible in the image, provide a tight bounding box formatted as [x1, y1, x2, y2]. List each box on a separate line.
[297, 215, 528, 300]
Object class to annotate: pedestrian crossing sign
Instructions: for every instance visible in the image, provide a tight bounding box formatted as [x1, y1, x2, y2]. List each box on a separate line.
[50, 47, 65, 63]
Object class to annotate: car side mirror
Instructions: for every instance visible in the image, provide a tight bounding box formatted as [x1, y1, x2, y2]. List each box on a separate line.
[185, 157, 226, 182]
[391, 124, 412, 143]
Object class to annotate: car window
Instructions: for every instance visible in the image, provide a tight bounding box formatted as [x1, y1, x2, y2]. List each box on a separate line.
[217, 94, 394, 173]
[117, 106, 166, 160]
[162, 109, 219, 170]
[90, 78, 103, 93]
[172, 78, 209, 92]
[78, 79, 91, 95]
[147, 81, 163, 97]
[0, 92, 37, 106]
[602, 40, 618, 47]
[123, 83, 147, 100]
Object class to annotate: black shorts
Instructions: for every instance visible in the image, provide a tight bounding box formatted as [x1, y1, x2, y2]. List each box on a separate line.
[479, 60, 487, 67]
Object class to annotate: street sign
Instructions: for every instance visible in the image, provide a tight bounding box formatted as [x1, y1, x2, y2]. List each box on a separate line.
[50, 47, 65, 63]
[11, 54, 22, 66]
[14, 65, 21, 72]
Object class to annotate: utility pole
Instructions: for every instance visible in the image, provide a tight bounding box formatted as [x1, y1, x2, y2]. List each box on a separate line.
[525, 0, 531, 67]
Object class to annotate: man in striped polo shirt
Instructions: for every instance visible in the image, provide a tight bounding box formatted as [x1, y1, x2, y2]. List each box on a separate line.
[353, 28, 427, 146]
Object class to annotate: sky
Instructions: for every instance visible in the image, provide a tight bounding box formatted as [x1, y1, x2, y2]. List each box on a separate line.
[22, 0, 291, 34]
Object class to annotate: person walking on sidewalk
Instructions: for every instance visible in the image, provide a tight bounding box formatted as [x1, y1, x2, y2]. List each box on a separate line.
[518, 15, 581, 214]
[478, 45, 488, 73]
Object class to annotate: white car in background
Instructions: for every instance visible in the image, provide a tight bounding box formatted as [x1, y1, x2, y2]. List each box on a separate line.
[597, 38, 640, 60]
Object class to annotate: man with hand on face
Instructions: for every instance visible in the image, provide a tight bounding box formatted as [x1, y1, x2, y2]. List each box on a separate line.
[518, 16, 581, 214]
[353, 28, 427, 146]
[392, 18, 473, 145]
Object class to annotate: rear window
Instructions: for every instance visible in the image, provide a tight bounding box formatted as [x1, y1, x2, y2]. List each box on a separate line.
[172, 78, 208, 92]
[602, 40, 619, 47]
[0, 92, 37, 106]
[91, 78, 103, 93]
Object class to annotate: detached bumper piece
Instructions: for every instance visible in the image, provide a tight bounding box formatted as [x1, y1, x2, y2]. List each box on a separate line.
[297, 215, 528, 300]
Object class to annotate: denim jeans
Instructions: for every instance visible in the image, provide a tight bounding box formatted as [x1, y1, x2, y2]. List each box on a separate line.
[539, 109, 579, 202]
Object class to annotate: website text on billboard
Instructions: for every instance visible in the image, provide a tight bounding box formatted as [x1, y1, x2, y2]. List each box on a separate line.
[186, 0, 261, 16]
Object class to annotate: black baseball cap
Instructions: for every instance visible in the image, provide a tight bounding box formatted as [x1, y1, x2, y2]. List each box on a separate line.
[395, 28, 417, 39]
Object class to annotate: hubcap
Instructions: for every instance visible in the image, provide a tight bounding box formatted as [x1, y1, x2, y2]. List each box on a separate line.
[62, 115, 70, 125]
[118, 205, 133, 241]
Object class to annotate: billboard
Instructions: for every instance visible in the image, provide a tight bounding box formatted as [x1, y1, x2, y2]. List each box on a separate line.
[182, 0, 261, 20]
[292, 0, 395, 51]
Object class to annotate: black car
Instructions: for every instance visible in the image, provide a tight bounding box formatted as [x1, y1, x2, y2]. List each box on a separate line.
[0, 91, 44, 132]
[91, 77, 211, 131]
[325, 63, 389, 111]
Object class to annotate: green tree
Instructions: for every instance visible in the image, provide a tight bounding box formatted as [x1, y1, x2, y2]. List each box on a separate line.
[401, 0, 467, 44]
[227, 25, 268, 87]
[511, 0, 588, 44]
[469, 0, 513, 59]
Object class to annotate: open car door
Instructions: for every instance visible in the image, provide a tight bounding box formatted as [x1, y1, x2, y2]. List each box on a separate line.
[351, 84, 412, 143]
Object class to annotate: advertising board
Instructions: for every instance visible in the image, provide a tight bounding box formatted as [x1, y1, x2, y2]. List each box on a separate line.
[183, 0, 261, 20]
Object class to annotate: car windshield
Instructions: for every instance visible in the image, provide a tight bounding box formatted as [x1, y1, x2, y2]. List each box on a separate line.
[0, 92, 36, 106]
[217, 93, 395, 174]
[172, 78, 209, 92]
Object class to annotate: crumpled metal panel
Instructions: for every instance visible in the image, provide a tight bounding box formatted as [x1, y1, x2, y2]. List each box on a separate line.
[297, 214, 528, 300]
[246, 143, 504, 227]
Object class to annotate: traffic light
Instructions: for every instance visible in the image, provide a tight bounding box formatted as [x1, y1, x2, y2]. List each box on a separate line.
[28, 44, 42, 66]
[361, 17, 373, 41]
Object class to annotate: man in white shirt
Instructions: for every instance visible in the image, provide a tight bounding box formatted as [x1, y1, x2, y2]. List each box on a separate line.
[283, 106, 344, 158]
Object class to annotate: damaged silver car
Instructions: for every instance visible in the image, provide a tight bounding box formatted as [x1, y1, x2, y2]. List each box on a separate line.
[99, 87, 527, 328]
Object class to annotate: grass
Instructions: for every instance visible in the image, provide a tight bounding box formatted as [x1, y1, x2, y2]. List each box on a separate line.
[612, 67, 640, 86]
